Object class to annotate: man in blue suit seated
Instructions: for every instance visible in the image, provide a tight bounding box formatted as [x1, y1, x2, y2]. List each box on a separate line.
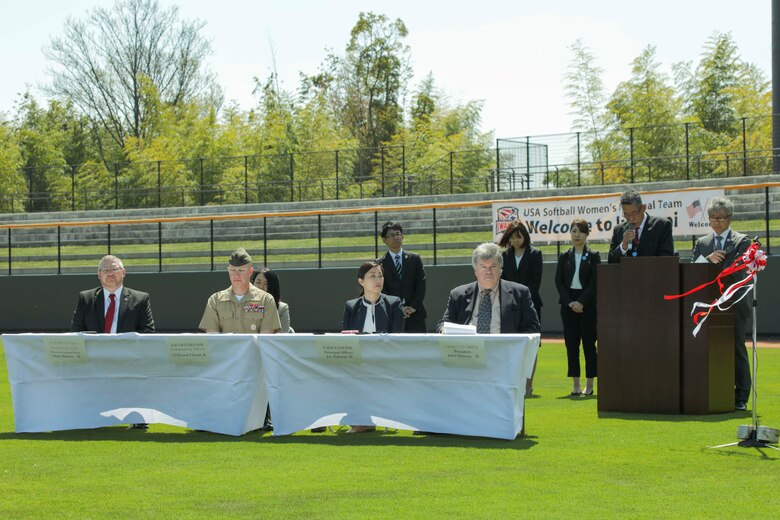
[437, 242, 540, 334]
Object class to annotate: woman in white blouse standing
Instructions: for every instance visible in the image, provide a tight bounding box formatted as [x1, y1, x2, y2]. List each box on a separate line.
[554, 218, 601, 397]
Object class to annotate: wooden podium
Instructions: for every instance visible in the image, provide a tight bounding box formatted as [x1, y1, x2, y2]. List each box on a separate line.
[597, 257, 733, 414]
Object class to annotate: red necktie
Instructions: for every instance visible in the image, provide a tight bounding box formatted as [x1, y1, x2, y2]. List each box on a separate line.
[104, 293, 116, 333]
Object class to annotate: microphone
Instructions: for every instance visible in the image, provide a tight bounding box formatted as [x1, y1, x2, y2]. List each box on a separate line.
[626, 223, 635, 251]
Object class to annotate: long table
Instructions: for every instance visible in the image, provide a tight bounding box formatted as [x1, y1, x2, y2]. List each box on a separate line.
[2, 333, 266, 436]
[3, 332, 539, 440]
[261, 333, 539, 440]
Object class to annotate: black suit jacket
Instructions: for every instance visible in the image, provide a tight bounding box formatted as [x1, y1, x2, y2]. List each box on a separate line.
[555, 246, 601, 307]
[692, 229, 752, 317]
[501, 246, 543, 313]
[71, 286, 156, 333]
[608, 214, 674, 263]
[342, 293, 405, 333]
[378, 250, 427, 321]
[437, 279, 540, 333]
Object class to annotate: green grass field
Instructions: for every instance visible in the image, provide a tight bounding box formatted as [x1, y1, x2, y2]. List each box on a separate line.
[1, 341, 778, 518]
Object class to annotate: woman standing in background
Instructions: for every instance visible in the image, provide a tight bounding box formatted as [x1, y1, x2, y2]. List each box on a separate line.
[555, 218, 600, 396]
[499, 218, 543, 396]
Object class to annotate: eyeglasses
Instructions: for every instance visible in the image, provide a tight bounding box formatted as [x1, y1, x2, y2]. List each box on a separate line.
[99, 266, 123, 273]
[228, 267, 250, 274]
[385, 232, 403, 239]
[709, 216, 730, 222]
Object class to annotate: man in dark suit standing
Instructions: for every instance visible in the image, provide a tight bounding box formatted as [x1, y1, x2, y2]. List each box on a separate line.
[70, 254, 156, 429]
[692, 197, 752, 411]
[437, 242, 540, 334]
[378, 221, 428, 333]
[608, 189, 675, 263]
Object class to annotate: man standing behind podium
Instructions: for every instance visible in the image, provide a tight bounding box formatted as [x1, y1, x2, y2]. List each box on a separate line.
[692, 196, 752, 411]
[437, 243, 540, 334]
[70, 255, 156, 334]
[608, 189, 674, 263]
[378, 221, 427, 332]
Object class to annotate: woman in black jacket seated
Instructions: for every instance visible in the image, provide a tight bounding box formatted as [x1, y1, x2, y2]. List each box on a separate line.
[554, 218, 600, 396]
[499, 218, 543, 395]
[341, 261, 404, 433]
[342, 261, 404, 334]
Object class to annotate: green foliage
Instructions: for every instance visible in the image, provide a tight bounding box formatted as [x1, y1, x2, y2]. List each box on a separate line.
[0, 122, 26, 212]
[564, 39, 607, 162]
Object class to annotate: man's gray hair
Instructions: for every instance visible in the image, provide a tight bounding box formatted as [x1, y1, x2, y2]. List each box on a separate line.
[97, 255, 124, 270]
[620, 189, 643, 206]
[706, 196, 734, 218]
[472, 242, 503, 269]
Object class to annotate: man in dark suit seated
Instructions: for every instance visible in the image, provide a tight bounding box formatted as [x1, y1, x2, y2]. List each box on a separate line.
[608, 189, 675, 263]
[377, 221, 428, 333]
[691, 196, 752, 411]
[437, 242, 540, 334]
[70, 254, 156, 429]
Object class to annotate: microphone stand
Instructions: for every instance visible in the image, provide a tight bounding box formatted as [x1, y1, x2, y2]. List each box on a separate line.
[709, 274, 779, 451]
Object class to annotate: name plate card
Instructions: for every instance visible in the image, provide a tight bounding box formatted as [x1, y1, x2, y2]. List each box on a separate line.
[316, 336, 361, 363]
[166, 337, 211, 365]
[44, 336, 88, 364]
[439, 337, 486, 368]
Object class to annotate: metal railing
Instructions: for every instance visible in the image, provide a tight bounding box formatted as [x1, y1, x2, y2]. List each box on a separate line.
[1, 183, 777, 275]
[1, 116, 776, 213]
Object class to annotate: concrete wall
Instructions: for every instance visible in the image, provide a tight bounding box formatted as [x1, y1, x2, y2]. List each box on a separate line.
[2, 257, 777, 334]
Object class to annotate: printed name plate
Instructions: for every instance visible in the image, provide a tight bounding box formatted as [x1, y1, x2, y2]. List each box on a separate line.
[316, 335, 361, 363]
[438, 337, 486, 368]
[44, 336, 88, 364]
[166, 337, 211, 365]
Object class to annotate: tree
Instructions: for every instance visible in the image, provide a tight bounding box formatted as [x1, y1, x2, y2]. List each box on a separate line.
[44, 0, 219, 159]
[0, 122, 26, 212]
[13, 94, 99, 210]
[564, 40, 607, 147]
[605, 46, 682, 181]
[311, 12, 412, 184]
[690, 32, 742, 134]
[564, 39, 609, 172]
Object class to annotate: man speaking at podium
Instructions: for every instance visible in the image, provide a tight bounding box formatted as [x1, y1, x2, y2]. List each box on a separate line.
[608, 189, 674, 263]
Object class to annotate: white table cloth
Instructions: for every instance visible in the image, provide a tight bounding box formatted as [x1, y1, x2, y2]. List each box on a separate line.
[260, 333, 540, 440]
[3, 333, 266, 436]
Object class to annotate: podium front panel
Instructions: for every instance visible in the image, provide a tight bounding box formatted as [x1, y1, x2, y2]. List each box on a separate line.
[598, 256, 681, 413]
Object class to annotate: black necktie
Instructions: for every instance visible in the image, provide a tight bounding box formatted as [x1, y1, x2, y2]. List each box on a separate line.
[394, 254, 402, 278]
[476, 289, 492, 334]
[714, 235, 723, 251]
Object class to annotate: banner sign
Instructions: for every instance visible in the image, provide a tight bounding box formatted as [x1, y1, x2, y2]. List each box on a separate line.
[492, 189, 724, 242]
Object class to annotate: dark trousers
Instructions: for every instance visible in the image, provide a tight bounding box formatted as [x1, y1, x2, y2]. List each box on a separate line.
[560, 291, 597, 378]
[734, 303, 752, 404]
[403, 316, 428, 333]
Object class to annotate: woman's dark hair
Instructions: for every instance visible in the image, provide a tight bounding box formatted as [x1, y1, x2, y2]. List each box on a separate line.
[498, 218, 532, 249]
[251, 267, 281, 308]
[571, 218, 590, 235]
[356, 261, 383, 296]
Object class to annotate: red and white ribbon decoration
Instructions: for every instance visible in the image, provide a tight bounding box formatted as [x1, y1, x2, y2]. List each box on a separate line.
[664, 241, 767, 336]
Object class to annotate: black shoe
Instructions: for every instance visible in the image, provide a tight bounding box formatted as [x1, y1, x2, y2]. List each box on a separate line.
[735, 402, 747, 411]
[129, 423, 148, 430]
